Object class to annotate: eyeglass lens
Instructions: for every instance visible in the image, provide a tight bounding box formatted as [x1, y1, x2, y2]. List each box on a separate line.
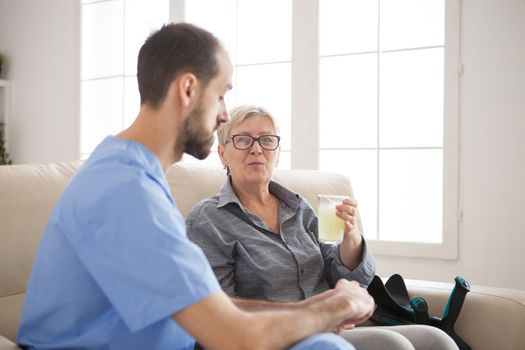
[232, 135, 279, 150]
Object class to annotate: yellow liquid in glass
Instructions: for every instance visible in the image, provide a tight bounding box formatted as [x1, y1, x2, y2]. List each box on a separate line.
[318, 206, 344, 242]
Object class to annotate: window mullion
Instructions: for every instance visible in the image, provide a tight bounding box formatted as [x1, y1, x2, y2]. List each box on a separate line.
[291, 0, 319, 170]
[377, 0, 382, 240]
[169, 0, 184, 22]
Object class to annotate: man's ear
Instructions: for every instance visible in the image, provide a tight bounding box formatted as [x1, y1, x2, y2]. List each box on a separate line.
[175, 73, 199, 108]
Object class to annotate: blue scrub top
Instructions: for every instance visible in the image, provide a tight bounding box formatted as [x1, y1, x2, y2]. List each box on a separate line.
[18, 136, 220, 350]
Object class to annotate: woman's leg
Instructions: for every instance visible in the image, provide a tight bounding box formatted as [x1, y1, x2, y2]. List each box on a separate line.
[340, 327, 415, 350]
[377, 325, 459, 350]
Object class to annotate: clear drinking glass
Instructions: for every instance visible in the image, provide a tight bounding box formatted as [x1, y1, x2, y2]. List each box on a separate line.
[317, 194, 349, 243]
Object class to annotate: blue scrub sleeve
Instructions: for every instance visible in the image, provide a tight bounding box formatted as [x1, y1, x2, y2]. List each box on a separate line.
[62, 177, 221, 333]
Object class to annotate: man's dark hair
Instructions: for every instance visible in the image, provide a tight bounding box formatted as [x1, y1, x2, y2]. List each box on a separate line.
[137, 23, 221, 108]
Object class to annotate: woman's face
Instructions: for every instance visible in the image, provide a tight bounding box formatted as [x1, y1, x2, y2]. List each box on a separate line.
[218, 115, 280, 187]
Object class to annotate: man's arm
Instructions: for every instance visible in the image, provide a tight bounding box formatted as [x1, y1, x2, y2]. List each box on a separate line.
[230, 296, 300, 312]
[231, 286, 370, 334]
[230, 285, 350, 312]
[172, 279, 374, 350]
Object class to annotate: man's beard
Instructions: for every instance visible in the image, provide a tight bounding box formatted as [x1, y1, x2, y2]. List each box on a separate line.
[178, 104, 216, 160]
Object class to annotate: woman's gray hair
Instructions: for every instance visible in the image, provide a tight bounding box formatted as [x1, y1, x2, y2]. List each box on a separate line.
[217, 105, 280, 147]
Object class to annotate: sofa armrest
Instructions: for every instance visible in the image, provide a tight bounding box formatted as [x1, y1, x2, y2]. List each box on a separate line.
[0, 336, 20, 350]
[403, 279, 525, 350]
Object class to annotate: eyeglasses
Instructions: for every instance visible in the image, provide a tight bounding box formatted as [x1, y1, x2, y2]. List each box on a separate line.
[230, 134, 280, 151]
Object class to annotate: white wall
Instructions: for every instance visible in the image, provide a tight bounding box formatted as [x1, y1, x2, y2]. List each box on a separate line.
[0, 0, 80, 163]
[376, 0, 525, 290]
[0, 0, 524, 289]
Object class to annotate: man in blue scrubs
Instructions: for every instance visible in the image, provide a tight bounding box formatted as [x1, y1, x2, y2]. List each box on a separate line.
[17, 23, 374, 350]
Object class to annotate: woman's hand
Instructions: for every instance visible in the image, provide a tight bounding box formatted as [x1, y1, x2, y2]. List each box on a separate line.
[336, 198, 364, 270]
[336, 198, 361, 243]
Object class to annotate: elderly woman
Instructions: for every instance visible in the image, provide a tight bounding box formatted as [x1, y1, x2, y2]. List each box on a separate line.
[187, 105, 458, 350]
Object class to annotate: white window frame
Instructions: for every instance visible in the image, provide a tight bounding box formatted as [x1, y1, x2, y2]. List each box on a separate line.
[171, 0, 461, 259]
[291, 0, 460, 259]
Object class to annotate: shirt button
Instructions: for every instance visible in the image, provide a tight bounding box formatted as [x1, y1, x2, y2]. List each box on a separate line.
[300, 268, 305, 275]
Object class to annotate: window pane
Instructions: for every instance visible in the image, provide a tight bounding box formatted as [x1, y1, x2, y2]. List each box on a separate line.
[81, 0, 124, 79]
[379, 149, 442, 243]
[225, 69, 236, 113]
[235, 63, 291, 151]
[380, 48, 444, 148]
[320, 54, 377, 148]
[320, 150, 377, 240]
[320, 0, 378, 56]
[81, 78, 123, 154]
[124, 0, 169, 75]
[381, 0, 444, 50]
[124, 76, 140, 128]
[237, 0, 291, 64]
[185, 0, 237, 63]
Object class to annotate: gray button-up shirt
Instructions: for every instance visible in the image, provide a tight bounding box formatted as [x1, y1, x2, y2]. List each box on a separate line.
[186, 178, 375, 302]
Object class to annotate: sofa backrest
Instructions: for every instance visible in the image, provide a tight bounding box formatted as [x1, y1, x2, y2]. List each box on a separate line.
[166, 161, 358, 218]
[0, 160, 357, 342]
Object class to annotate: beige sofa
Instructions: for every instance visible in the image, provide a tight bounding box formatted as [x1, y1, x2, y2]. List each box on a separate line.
[1, 161, 524, 349]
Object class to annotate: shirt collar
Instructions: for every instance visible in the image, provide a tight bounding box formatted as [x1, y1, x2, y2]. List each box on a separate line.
[217, 177, 301, 210]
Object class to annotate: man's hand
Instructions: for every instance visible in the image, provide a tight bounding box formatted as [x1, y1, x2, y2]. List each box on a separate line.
[333, 279, 375, 331]
[304, 279, 374, 334]
[332, 311, 374, 334]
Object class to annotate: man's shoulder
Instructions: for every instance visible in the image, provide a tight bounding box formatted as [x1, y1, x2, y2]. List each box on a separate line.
[55, 153, 169, 229]
[80, 136, 164, 184]
[67, 160, 147, 202]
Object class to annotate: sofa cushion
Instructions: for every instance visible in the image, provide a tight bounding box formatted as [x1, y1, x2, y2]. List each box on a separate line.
[0, 295, 23, 344]
[0, 162, 82, 299]
[0, 335, 21, 350]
